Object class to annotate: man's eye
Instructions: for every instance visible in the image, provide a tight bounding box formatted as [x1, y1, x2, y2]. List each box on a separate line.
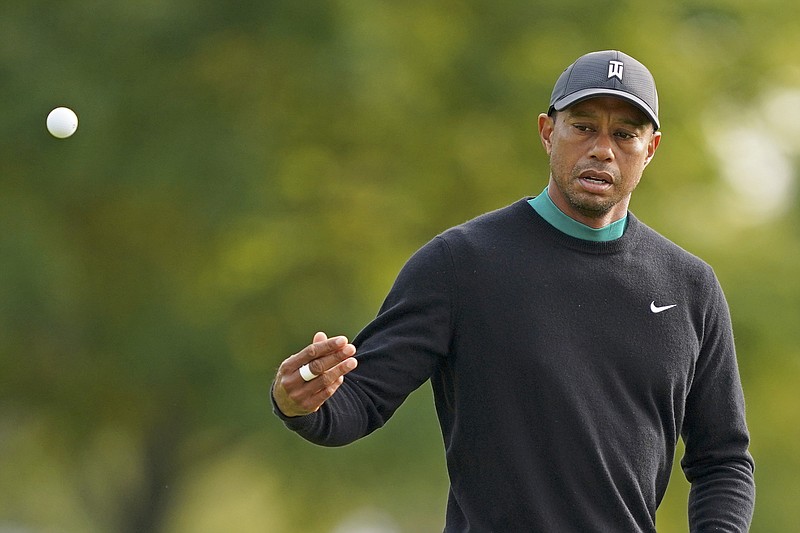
[574, 124, 591, 132]
[615, 131, 635, 139]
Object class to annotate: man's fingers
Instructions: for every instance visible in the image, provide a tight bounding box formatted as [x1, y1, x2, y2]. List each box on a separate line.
[306, 344, 356, 378]
[290, 335, 355, 373]
[273, 333, 358, 417]
[304, 335, 348, 361]
[305, 357, 358, 390]
[307, 375, 347, 409]
[278, 335, 356, 382]
[282, 358, 358, 414]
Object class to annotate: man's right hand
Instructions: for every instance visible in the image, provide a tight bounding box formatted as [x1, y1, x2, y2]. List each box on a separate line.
[272, 332, 358, 417]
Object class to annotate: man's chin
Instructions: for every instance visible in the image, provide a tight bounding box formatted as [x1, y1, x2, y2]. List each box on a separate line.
[564, 194, 614, 219]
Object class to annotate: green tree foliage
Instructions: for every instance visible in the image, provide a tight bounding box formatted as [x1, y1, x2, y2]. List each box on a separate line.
[1, 1, 798, 531]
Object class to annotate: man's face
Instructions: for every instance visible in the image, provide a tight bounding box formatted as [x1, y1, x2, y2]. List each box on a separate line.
[538, 97, 661, 228]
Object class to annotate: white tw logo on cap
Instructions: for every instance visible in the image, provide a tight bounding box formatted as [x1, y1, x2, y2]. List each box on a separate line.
[608, 60, 624, 81]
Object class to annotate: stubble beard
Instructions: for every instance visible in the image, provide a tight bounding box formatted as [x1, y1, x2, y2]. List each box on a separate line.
[563, 187, 616, 219]
[552, 169, 621, 220]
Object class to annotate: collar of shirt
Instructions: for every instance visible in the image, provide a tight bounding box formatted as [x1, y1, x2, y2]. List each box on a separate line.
[527, 186, 627, 242]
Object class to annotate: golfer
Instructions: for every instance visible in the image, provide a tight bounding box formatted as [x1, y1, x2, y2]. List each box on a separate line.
[271, 50, 755, 532]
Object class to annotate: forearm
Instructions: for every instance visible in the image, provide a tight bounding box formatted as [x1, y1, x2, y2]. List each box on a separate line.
[681, 276, 755, 531]
[687, 458, 755, 532]
[270, 236, 452, 446]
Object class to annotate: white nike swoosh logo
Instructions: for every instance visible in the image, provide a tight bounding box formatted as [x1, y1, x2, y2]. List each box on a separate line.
[650, 301, 677, 313]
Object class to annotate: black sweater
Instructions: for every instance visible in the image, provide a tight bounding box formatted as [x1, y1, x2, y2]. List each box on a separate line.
[276, 199, 755, 532]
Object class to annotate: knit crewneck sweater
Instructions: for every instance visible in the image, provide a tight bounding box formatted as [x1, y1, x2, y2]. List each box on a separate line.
[275, 198, 755, 532]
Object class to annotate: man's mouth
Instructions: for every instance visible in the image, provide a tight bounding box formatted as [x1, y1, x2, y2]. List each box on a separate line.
[578, 169, 613, 183]
[577, 170, 614, 192]
[582, 176, 607, 184]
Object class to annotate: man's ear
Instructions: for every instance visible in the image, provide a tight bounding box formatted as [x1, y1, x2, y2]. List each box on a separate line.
[644, 130, 661, 168]
[538, 113, 555, 155]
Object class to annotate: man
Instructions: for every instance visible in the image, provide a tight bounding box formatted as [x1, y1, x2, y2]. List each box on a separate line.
[271, 50, 756, 531]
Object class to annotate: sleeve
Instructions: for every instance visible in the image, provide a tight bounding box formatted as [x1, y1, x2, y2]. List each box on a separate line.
[681, 270, 755, 532]
[274, 236, 455, 446]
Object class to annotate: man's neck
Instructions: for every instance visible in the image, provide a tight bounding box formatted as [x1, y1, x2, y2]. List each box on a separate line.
[528, 186, 627, 242]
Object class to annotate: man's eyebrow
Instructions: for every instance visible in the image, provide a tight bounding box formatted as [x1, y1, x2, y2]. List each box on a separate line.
[566, 108, 650, 129]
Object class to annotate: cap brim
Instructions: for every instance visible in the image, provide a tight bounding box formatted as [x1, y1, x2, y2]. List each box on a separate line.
[552, 88, 659, 130]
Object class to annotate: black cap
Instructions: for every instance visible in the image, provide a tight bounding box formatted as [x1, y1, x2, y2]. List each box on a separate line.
[549, 50, 659, 130]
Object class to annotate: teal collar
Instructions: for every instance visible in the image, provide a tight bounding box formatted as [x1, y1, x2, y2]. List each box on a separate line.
[527, 187, 627, 242]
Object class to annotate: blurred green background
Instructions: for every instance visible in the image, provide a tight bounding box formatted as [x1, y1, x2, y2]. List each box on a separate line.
[1, 1, 798, 531]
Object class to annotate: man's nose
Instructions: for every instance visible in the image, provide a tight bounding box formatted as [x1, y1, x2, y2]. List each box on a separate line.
[589, 134, 614, 162]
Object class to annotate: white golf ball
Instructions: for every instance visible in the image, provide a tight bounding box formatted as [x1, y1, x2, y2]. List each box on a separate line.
[46, 107, 79, 138]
